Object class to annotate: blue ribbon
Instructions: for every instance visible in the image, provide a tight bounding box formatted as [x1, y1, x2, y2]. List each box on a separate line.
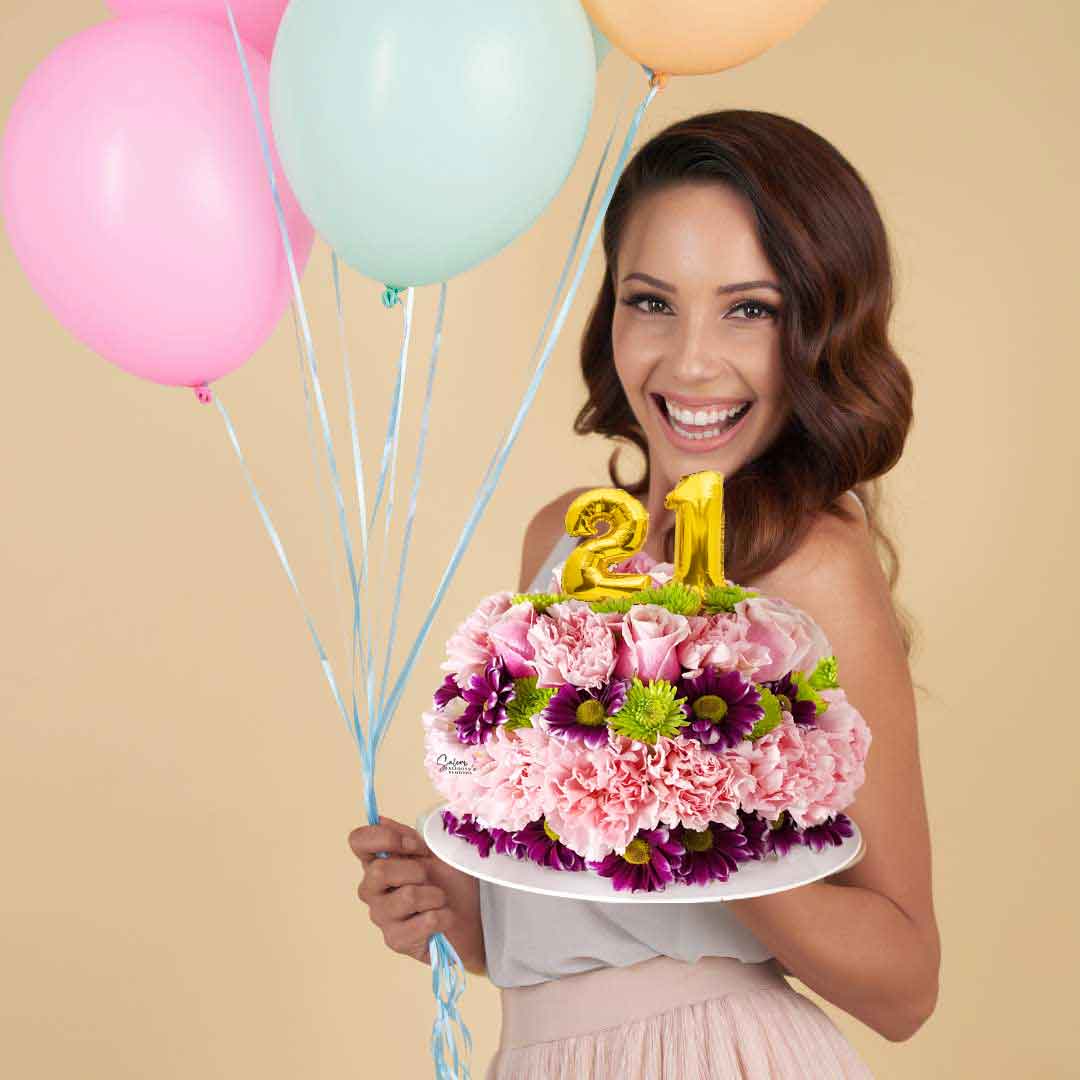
[218, 5, 660, 1074]
[379, 72, 660, 735]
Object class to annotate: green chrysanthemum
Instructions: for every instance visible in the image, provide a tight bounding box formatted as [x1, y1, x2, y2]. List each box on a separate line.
[747, 686, 783, 740]
[588, 594, 635, 614]
[627, 581, 703, 617]
[808, 654, 840, 690]
[503, 676, 556, 731]
[609, 677, 689, 745]
[702, 583, 759, 614]
[511, 592, 571, 613]
[789, 670, 828, 716]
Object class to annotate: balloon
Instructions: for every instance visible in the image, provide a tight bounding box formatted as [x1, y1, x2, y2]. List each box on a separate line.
[106, 0, 289, 58]
[666, 471, 726, 592]
[270, 0, 595, 287]
[588, 17, 613, 68]
[1, 16, 313, 389]
[580, 0, 829, 76]
[561, 489, 652, 600]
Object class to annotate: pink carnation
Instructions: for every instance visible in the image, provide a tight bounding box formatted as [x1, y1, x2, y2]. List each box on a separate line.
[613, 603, 691, 683]
[654, 737, 757, 831]
[422, 702, 493, 809]
[440, 591, 514, 688]
[737, 593, 832, 682]
[540, 734, 666, 861]
[732, 717, 806, 823]
[816, 687, 872, 766]
[526, 599, 621, 689]
[457, 726, 551, 832]
[676, 612, 771, 680]
[488, 600, 537, 678]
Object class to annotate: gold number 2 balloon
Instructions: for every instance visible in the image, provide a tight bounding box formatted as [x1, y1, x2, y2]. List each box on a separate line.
[560, 488, 652, 600]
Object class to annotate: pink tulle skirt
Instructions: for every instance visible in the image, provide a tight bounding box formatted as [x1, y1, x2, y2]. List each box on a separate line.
[485, 954, 873, 1079]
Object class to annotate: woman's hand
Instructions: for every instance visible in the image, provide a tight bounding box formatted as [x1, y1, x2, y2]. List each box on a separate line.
[348, 815, 486, 973]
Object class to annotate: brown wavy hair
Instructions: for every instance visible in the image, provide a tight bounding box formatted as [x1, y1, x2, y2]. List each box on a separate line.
[574, 109, 921, 667]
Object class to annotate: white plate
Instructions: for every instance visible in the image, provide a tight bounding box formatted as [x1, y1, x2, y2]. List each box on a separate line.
[419, 803, 865, 904]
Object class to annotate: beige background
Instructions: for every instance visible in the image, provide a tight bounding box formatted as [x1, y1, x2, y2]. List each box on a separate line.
[2, 1, 1077, 1076]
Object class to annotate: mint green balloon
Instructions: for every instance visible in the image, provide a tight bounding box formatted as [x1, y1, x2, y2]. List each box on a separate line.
[269, 0, 596, 287]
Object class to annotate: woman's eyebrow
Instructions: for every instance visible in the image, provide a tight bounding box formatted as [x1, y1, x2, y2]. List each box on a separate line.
[622, 271, 782, 295]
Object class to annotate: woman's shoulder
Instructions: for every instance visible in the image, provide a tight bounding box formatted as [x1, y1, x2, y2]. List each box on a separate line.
[752, 489, 881, 611]
[517, 487, 593, 593]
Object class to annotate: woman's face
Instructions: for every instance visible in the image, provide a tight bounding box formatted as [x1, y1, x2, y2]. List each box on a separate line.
[611, 182, 790, 500]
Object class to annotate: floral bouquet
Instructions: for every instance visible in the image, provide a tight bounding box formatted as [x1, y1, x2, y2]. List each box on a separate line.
[422, 549, 870, 894]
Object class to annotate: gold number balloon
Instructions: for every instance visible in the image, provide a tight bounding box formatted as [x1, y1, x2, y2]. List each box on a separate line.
[666, 471, 726, 591]
[560, 488, 652, 600]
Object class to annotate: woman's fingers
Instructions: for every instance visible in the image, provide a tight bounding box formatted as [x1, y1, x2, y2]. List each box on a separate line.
[383, 907, 455, 961]
[348, 821, 421, 865]
[357, 855, 427, 901]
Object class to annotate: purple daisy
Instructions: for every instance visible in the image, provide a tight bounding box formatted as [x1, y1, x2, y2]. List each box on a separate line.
[490, 827, 529, 860]
[455, 658, 515, 745]
[433, 673, 464, 710]
[541, 679, 628, 747]
[672, 822, 754, 886]
[737, 809, 770, 860]
[512, 818, 587, 871]
[441, 810, 495, 857]
[677, 666, 763, 751]
[765, 811, 804, 857]
[762, 671, 818, 728]
[587, 827, 685, 893]
[801, 813, 855, 853]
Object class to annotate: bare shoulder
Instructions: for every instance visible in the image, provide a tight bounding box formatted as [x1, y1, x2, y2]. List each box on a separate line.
[752, 495, 881, 620]
[518, 486, 593, 593]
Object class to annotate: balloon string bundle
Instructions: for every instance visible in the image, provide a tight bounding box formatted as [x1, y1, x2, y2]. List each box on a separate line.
[213, 5, 663, 1075]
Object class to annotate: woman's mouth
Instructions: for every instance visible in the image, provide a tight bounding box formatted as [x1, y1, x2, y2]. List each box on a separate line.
[650, 393, 754, 452]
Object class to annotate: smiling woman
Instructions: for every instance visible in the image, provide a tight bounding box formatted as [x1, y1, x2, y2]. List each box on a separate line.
[354, 108, 938, 1079]
[475, 110, 938, 1075]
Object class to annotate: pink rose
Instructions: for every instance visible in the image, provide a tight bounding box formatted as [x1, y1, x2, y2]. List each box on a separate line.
[613, 603, 691, 684]
[611, 551, 676, 586]
[441, 591, 514, 688]
[737, 593, 832, 682]
[526, 599, 621, 689]
[488, 601, 537, 678]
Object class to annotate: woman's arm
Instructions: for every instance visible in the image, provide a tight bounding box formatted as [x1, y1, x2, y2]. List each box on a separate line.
[724, 509, 941, 1043]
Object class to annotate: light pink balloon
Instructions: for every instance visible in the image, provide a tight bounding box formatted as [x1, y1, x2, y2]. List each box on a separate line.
[1, 15, 314, 388]
[106, 0, 289, 58]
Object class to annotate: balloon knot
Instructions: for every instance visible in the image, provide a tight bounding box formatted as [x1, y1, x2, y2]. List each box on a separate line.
[381, 285, 404, 308]
[194, 383, 213, 404]
[649, 71, 669, 90]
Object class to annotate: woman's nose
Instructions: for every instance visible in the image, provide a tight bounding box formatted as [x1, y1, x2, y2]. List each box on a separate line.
[667, 316, 734, 385]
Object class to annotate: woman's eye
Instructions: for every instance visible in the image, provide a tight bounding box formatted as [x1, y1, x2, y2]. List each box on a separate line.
[728, 300, 777, 321]
[621, 293, 671, 315]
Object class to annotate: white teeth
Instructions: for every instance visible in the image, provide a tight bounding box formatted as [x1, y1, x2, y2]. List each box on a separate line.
[663, 398, 749, 426]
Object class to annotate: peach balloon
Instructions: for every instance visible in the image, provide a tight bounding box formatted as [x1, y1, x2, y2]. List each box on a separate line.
[580, 0, 829, 76]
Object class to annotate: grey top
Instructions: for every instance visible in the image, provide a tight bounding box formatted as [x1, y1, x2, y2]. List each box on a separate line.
[478, 489, 866, 988]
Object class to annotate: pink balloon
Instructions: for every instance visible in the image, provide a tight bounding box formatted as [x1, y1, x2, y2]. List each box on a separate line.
[1, 16, 314, 388]
[106, 0, 289, 58]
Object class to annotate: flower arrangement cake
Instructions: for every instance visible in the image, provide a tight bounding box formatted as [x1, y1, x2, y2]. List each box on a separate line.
[423, 473, 870, 894]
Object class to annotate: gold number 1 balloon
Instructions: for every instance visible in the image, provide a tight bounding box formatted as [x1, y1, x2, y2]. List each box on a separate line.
[560, 488, 652, 600]
[666, 470, 726, 591]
